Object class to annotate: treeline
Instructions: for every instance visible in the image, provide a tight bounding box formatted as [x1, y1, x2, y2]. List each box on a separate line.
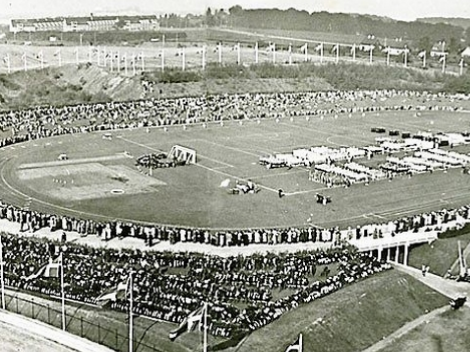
[226, 7, 466, 46]
[142, 62, 470, 94]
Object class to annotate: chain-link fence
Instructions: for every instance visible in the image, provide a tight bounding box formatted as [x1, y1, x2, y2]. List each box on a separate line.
[3, 292, 165, 352]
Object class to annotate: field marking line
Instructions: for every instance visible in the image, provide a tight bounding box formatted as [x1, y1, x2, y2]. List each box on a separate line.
[0, 158, 166, 226]
[325, 136, 344, 147]
[247, 169, 309, 180]
[377, 186, 470, 218]
[278, 122, 370, 144]
[368, 213, 386, 220]
[194, 163, 279, 194]
[194, 139, 261, 157]
[285, 186, 331, 196]
[117, 135, 235, 168]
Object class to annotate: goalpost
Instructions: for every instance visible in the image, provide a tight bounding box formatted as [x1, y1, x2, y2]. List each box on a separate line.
[168, 145, 197, 164]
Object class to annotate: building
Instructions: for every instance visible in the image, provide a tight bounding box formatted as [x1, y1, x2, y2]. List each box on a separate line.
[460, 47, 470, 58]
[10, 15, 159, 33]
[119, 15, 160, 31]
[430, 41, 447, 58]
[358, 35, 382, 52]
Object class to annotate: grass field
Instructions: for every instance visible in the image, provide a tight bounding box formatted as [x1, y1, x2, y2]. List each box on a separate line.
[2, 108, 470, 230]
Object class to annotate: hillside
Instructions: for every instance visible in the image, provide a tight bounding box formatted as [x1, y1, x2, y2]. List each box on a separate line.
[418, 17, 470, 29]
[226, 8, 467, 46]
[232, 270, 448, 352]
[0, 63, 145, 109]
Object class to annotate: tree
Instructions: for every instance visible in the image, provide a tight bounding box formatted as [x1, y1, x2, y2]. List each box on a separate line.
[448, 36, 461, 54]
[417, 36, 432, 51]
[206, 7, 216, 27]
[228, 5, 243, 16]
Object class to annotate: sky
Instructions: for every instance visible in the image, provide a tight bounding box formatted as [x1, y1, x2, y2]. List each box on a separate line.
[2, 0, 470, 22]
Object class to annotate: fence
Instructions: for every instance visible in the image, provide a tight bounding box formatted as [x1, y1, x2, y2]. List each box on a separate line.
[3, 291, 165, 352]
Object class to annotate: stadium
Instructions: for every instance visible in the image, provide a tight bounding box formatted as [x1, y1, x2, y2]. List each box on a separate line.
[1, 5, 470, 352]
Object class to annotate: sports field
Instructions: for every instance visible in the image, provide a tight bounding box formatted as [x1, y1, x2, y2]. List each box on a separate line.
[1, 108, 470, 230]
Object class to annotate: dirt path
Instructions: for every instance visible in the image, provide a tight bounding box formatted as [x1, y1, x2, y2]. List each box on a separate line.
[361, 263, 470, 352]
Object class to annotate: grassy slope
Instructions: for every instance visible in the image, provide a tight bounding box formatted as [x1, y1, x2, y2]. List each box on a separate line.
[233, 270, 448, 352]
[377, 307, 470, 352]
[0, 58, 459, 111]
[408, 232, 470, 276]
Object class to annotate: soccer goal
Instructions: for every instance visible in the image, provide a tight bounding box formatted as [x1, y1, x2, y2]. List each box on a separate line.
[168, 145, 197, 164]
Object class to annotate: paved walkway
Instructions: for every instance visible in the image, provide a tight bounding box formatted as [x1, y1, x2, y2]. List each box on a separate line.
[0, 219, 333, 257]
[0, 310, 114, 352]
[361, 263, 470, 352]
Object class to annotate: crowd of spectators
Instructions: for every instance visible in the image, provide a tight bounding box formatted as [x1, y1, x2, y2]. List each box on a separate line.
[0, 89, 468, 339]
[0, 232, 390, 337]
[1, 199, 469, 250]
[0, 90, 469, 147]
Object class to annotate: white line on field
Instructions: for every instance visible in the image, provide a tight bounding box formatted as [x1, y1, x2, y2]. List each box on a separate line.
[195, 139, 261, 157]
[117, 136, 234, 168]
[248, 169, 309, 180]
[195, 163, 279, 194]
[278, 122, 370, 144]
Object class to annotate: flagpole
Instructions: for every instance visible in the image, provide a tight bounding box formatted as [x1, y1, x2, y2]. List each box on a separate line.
[288, 44, 292, 65]
[423, 51, 426, 68]
[237, 43, 241, 65]
[352, 44, 356, 62]
[117, 51, 121, 72]
[132, 54, 136, 76]
[299, 333, 303, 352]
[202, 45, 206, 70]
[320, 43, 323, 64]
[203, 302, 208, 352]
[6, 54, 11, 74]
[272, 43, 276, 64]
[369, 47, 373, 64]
[0, 235, 5, 310]
[218, 43, 222, 64]
[60, 252, 65, 331]
[129, 272, 134, 352]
